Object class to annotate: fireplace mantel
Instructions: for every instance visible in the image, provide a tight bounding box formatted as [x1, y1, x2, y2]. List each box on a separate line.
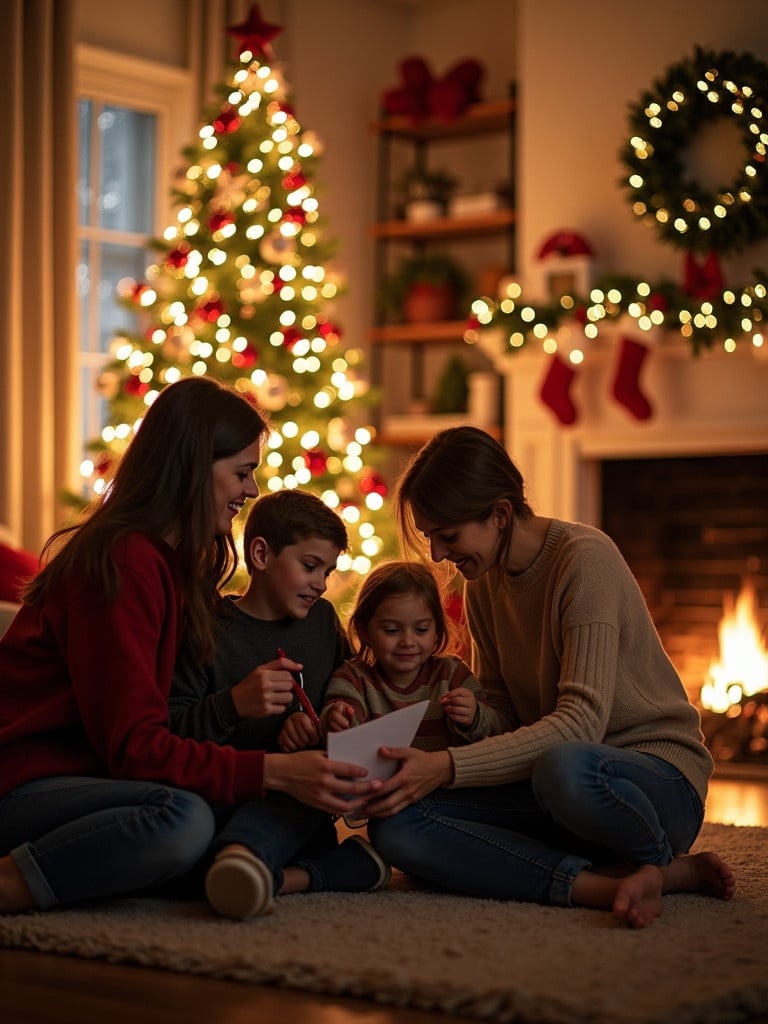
[479, 329, 768, 523]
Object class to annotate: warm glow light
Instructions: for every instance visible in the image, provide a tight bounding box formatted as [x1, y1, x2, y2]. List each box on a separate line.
[700, 582, 768, 713]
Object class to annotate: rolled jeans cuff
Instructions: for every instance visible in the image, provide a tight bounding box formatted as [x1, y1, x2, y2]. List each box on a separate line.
[549, 852, 592, 907]
[11, 843, 58, 910]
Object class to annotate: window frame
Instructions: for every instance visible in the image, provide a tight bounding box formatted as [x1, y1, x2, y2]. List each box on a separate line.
[74, 45, 192, 473]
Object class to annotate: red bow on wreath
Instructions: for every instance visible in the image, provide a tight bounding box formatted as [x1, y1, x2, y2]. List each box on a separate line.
[683, 251, 724, 301]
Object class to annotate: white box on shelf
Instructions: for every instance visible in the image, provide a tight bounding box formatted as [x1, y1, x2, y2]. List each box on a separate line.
[448, 192, 501, 217]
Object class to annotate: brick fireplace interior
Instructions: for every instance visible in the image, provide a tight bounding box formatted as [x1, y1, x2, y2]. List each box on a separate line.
[603, 453, 768, 773]
[601, 452, 768, 699]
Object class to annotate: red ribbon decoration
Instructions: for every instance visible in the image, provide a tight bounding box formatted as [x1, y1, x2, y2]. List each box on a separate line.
[683, 251, 724, 300]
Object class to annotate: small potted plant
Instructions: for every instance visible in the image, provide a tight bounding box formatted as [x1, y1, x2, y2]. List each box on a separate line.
[381, 251, 470, 323]
[395, 166, 458, 221]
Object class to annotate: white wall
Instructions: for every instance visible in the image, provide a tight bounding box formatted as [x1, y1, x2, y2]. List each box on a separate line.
[274, 0, 406, 351]
[518, 0, 768, 287]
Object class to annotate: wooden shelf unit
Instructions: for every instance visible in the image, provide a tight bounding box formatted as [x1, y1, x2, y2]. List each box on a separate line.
[371, 97, 516, 140]
[371, 209, 515, 242]
[370, 90, 516, 448]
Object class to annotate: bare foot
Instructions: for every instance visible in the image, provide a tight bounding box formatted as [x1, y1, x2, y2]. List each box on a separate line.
[660, 851, 736, 900]
[612, 864, 664, 928]
[573, 851, 735, 929]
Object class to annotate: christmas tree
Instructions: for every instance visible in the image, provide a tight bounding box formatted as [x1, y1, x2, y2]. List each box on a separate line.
[82, 5, 392, 589]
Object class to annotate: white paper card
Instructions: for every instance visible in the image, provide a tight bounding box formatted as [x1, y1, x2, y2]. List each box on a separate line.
[326, 700, 430, 781]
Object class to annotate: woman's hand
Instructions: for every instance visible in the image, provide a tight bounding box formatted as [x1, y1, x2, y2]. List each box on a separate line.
[440, 687, 477, 726]
[263, 750, 380, 815]
[278, 712, 320, 752]
[362, 747, 454, 818]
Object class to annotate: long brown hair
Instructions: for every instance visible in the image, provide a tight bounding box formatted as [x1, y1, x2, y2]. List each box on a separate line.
[394, 426, 533, 574]
[23, 377, 268, 662]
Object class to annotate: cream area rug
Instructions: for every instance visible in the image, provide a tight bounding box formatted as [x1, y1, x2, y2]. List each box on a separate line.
[1, 823, 766, 1024]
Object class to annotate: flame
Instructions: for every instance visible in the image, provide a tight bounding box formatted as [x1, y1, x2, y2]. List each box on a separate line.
[700, 581, 768, 713]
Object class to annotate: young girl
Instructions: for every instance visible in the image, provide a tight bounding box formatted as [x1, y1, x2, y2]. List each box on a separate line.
[0, 376, 376, 914]
[320, 560, 512, 750]
[363, 426, 735, 928]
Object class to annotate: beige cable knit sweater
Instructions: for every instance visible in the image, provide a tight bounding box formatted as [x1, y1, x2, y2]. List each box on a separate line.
[449, 519, 713, 805]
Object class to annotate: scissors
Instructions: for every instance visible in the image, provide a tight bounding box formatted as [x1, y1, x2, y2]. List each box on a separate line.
[276, 647, 321, 728]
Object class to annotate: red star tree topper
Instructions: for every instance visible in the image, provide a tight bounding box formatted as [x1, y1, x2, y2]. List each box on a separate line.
[227, 4, 283, 61]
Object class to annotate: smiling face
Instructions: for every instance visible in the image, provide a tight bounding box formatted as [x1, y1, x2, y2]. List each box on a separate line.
[358, 592, 437, 687]
[413, 507, 507, 581]
[211, 439, 261, 536]
[246, 535, 342, 620]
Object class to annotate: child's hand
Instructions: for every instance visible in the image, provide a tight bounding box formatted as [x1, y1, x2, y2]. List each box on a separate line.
[231, 658, 296, 719]
[325, 702, 356, 733]
[279, 711, 320, 752]
[440, 687, 477, 726]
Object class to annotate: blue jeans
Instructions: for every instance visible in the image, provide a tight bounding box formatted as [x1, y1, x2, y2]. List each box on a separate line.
[0, 776, 215, 909]
[211, 793, 338, 894]
[368, 742, 704, 907]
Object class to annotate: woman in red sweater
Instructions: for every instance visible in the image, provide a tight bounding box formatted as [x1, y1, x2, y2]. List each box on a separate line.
[0, 376, 374, 913]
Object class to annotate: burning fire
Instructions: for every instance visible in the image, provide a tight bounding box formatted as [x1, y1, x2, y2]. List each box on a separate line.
[700, 581, 768, 714]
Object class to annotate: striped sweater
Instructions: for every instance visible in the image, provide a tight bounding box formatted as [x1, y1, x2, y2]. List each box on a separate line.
[320, 655, 513, 752]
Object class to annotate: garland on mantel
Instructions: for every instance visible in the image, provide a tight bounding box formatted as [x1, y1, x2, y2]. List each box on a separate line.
[466, 270, 768, 358]
[465, 47, 768, 425]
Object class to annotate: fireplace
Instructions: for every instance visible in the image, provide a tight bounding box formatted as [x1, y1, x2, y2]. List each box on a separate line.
[481, 329, 768, 773]
[602, 454, 768, 772]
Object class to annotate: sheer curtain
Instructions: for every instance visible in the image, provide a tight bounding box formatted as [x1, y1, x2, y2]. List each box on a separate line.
[0, 0, 78, 554]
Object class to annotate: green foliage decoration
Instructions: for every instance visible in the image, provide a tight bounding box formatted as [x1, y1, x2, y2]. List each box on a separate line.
[621, 46, 768, 255]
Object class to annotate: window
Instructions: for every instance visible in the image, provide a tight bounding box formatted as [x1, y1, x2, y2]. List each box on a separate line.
[75, 45, 191, 481]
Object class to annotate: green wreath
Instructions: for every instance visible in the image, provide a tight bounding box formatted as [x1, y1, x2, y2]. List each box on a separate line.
[621, 46, 768, 254]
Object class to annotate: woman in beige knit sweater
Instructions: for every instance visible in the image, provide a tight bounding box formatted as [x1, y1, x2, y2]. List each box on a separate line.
[365, 426, 735, 928]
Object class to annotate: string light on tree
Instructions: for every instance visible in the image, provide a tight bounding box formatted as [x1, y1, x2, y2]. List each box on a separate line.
[77, 4, 393, 585]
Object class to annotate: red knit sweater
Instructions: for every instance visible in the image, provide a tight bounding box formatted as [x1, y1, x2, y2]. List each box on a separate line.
[0, 533, 264, 804]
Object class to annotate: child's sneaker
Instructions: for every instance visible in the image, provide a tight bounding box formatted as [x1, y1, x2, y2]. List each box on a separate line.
[300, 836, 390, 893]
[342, 812, 369, 829]
[205, 848, 274, 920]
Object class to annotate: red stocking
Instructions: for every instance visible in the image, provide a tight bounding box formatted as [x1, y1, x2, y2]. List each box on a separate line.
[612, 335, 653, 420]
[539, 352, 577, 426]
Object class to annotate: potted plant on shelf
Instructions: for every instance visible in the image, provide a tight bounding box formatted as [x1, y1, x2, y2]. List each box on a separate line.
[395, 166, 458, 221]
[381, 251, 470, 323]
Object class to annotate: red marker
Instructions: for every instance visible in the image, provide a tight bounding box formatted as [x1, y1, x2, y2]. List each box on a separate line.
[276, 647, 320, 728]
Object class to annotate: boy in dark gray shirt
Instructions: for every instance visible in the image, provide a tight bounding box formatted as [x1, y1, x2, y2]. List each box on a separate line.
[169, 490, 389, 920]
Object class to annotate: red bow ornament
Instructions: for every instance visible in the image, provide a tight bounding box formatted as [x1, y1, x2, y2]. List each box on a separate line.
[683, 251, 724, 301]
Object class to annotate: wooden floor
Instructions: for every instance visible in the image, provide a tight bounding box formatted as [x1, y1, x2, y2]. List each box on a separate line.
[2, 774, 767, 1024]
